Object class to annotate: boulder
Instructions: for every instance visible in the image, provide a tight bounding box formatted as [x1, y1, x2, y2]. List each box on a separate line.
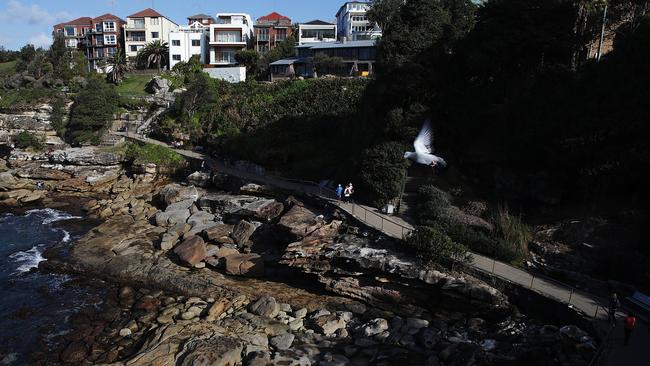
[313, 314, 346, 336]
[178, 336, 243, 366]
[145, 76, 172, 94]
[239, 183, 270, 196]
[359, 318, 388, 337]
[231, 220, 257, 245]
[173, 236, 207, 267]
[249, 296, 280, 318]
[159, 184, 198, 206]
[187, 171, 212, 188]
[155, 209, 190, 227]
[278, 203, 323, 240]
[49, 147, 124, 166]
[270, 333, 295, 350]
[224, 253, 264, 277]
[204, 224, 234, 242]
[241, 199, 285, 221]
[159, 232, 179, 251]
[206, 298, 231, 321]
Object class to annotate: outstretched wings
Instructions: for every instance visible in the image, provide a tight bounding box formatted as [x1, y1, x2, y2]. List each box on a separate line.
[413, 119, 434, 154]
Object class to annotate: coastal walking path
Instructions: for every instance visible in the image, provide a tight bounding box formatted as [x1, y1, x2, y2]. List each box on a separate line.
[116, 132, 646, 365]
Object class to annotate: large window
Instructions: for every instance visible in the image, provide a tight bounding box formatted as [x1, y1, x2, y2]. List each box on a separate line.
[276, 29, 287, 41]
[214, 50, 236, 63]
[132, 19, 145, 28]
[151, 32, 159, 39]
[191, 39, 201, 46]
[96, 48, 104, 58]
[107, 47, 116, 56]
[104, 34, 117, 45]
[258, 28, 269, 41]
[172, 54, 181, 61]
[215, 30, 241, 43]
[65, 27, 75, 36]
[103, 21, 116, 32]
[151, 17, 159, 25]
[172, 40, 181, 46]
[127, 31, 145, 42]
[95, 23, 102, 32]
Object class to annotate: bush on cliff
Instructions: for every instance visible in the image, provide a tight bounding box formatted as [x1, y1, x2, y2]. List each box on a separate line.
[404, 226, 471, 268]
[358, 141, 410, 207]
[67, 79, 119, 145]
[13, 131, 44, 150]
[124, 142, 184, 169]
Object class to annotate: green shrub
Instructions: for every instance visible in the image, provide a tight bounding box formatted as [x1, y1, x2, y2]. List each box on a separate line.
[492, 205, 531, 260]
[13, 131, 44, 150]
[404, 226, 471, 268]
[50, 95, 67, 137]
[67, 79, 119, 145]
[416, 184, 451, 225]
[358, 141, 410, 206]
[124, 142, 184, 168]
[0, 87, 55, 110]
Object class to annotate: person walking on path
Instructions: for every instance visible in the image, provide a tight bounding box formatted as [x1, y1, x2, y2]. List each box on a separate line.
[344, 183, 354, 203]
[624, 313, 637, 345]
[336, 184, 343, 201]
[609, 292, 620, 325]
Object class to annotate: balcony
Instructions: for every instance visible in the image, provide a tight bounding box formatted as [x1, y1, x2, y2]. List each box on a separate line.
[257, 35, 269, 42]
[126, 37, 146, 42]
[126, 23, 145, 30]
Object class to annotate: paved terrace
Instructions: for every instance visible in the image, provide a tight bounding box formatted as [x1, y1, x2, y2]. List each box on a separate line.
[116, 132, 646, 365]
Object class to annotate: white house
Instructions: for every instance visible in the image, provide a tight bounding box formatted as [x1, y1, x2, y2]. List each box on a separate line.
[169, 22, 209, 68]
[208, 13, 253, 66]
[297, 20, 337, 45]
[335, 1, 381, 42]
[124, 8, 179, 59]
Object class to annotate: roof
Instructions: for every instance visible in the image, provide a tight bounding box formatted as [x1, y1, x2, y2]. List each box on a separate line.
[93, 13, 125, 23]
[336, 1, 372, 17]
[270, 57, 307, 66]
[258, 12, 291, 21]
[303, 19, 335, 26]
[297, 40, 377, 49]
[188, 13, 215, 21]
[55, 16, 92, 28]
[128, 8, 163, 18]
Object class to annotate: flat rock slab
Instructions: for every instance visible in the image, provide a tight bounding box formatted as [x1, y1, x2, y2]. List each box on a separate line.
[231, 220, 257, 245]
[225, 253, 264, 277]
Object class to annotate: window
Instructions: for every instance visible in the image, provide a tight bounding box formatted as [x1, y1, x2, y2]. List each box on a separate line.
[276, 29, 287, 41]
[215, 30, 241, 43]
[128, 31, 146, 42]
[151, 32, 159, 39]
[214, 50, 235, 63]
[191, 39, 201, 46]
[172, 40, 181, 46]
[104, 35, 117, 45]
[130, 45, 138, 52]
[65, 27, 75, 36]
[107, 47, 117, 56]
[172, 54, 181, 61]
[151, 17, 159, 25]
[95, 23, 102, 32]
[258, 28, 269, 41]
[103, 21, 116, 32]
[132, 19, 145, 28]
[96, 48, 104, 58]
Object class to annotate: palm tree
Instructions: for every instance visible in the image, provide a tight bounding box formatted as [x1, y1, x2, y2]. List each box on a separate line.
[137, 40, 169, 72]
[107, 49, 132, 84]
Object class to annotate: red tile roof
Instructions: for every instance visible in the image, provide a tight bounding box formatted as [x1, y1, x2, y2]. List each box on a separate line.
[128, 8, 163, 18]
[55, 16, 92, 28]
[93, 13, 125, 23]
[258, 12, 290, 21]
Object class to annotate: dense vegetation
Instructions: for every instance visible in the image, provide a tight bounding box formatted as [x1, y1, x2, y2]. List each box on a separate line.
[13, 131, 44, 150]
[123, 143, 184, 169]
[67, 79, 119, 145]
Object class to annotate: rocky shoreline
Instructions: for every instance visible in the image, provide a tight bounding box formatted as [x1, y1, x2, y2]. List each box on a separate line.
[0, 146, 597, 365]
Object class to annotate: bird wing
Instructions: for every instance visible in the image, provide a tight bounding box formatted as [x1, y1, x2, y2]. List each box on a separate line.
[414, 119, 434, 154]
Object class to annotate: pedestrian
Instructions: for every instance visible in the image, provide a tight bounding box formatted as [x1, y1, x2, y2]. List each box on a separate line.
[344, 185, 351, 202]
[624, 313, 636, 346]
[335, 184, 343, 201]
[347, 183, 354, 202]
[609, 292, 620, 325]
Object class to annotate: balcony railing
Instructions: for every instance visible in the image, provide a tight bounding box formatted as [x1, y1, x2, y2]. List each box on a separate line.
[258, 35, 269, 41]
[126, 23, 146, 30]
[126, 37, 146, 42]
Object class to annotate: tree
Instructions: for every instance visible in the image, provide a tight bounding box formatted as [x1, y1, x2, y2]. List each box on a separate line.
[235, 49, 260, 77]
[107, 49, 132, 84]
[15, 44, 36, 72]
[258, 36, 297, 79]
[171, 54, 204, 84]
[358, 141, 410, 207]
[405, 226, 471, 268]
[137, 40, 169, 71]
[67, 79, 119, 145]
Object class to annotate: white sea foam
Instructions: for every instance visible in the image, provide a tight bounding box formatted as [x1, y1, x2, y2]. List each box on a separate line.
[25, 208, 81, 225]
[9, 246, 44, 274]
[61, 229, 71, 243]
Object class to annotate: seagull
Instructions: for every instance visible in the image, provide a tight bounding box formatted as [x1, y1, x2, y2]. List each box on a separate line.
[404, 119, 448, 169]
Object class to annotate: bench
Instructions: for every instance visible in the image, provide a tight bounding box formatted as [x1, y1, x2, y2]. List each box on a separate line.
[627, 291, 650, 314]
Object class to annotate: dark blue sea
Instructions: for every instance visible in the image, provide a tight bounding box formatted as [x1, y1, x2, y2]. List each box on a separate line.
[0, 209, 103, 364]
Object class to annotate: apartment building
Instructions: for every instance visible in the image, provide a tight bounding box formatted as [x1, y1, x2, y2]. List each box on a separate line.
[124, 8, 179, 59]
[297, 20, 337, 45]
[53, 14, 125, 73]
[169, 20, 210, 68]
[208, 13, 253, 66]
[335, 1, 381, 41]
[187, 13, 216, 26]
[253, 12, 293, 54]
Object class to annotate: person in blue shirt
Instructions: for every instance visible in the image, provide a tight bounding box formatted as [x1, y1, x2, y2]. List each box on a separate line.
[336, 184, 343, 201]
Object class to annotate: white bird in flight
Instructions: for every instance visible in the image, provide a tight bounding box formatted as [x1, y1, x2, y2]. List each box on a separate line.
[404, 119, 447, 168]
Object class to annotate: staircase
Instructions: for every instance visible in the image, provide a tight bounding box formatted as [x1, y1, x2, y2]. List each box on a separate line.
[398, 176, 427, 220]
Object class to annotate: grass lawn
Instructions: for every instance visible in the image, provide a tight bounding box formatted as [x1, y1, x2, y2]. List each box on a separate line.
[0, 61, 16, 76]
[115, 74, 154, 96]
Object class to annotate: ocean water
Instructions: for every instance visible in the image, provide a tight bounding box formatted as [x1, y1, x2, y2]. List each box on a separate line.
[0, 209, 102, 364]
